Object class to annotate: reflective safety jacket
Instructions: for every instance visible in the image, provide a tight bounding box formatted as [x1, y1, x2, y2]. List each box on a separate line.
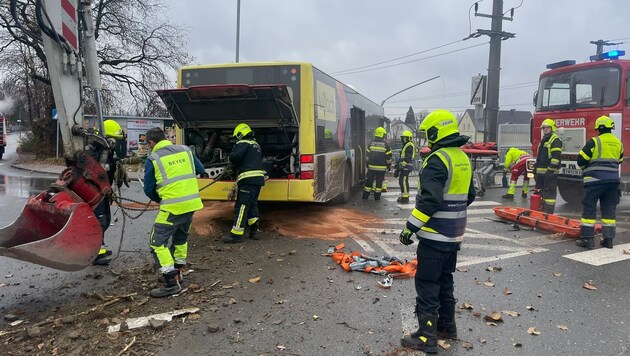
[366, 137, 392, 171]
[229, 137, 265, 186]
[146, 140, 203, 215]
[406, 142, 475, 251]
[535, 132, 562, 174]
[577, 132, 624, 186]
[504, 148, 529, 170]
[399, 140, 416, 171]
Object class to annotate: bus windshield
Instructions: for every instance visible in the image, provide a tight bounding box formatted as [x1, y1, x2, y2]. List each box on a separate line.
[536, 66, 620, 110]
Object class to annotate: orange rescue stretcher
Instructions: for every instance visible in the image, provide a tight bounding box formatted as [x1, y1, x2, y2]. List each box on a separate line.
[331, 249, 417, 278]
[493, 206, 602, 238]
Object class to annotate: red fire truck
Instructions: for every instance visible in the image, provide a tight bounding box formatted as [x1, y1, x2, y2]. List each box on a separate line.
[532, 50, 629, 205]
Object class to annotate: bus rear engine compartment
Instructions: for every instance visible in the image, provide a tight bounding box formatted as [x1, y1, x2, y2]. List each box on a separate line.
[184, 126, 299, 180]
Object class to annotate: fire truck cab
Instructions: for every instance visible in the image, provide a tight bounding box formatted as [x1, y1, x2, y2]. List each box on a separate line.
[532, 50, 630, 205]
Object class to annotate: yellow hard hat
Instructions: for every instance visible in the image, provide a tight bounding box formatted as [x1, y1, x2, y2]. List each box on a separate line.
[103, 119, 123, 139]
[541, 118, 556, 131]
[324, 128, 333, 139]
[594, 115, 614, 130]
[233, 123, 252, 139]
[418, 110, 459, 144]
[374, 127, 387, 138]
[401, 130, 413, 139]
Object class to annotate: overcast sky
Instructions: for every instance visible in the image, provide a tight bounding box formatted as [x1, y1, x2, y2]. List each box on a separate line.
[168, 0, 629, 120]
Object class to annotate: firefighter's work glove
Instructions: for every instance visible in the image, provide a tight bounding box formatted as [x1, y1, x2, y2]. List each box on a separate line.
[200, 172, 210, 179]
[115, 161, 130, 189]
[398, 162, 406, 170]
[399, 228, 414, 245]
[393, 169, 400, 178]
[503, 167, 508, 174]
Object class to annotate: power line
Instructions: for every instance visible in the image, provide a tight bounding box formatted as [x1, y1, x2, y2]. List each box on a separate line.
[387, 81, 537, 104]
[334, 41, 489, 76]
[332, 39, 464, 75]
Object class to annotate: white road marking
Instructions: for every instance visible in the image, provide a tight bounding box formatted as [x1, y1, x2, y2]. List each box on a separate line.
[457, 250, 545, 267]
[563, 243, 630, 266]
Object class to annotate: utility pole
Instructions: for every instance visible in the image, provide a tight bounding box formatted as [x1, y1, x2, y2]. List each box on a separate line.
[590, 39, 622, 56]
[467, 0, 515, 143]
[235, 0, 241, 63]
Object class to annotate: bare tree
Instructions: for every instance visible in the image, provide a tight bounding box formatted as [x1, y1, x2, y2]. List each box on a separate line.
[0, 0, 192, 117]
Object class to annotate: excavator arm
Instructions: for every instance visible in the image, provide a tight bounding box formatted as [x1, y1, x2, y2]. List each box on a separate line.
[0, 0, 113, 270]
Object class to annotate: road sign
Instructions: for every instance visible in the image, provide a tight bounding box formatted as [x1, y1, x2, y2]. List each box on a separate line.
[470, 75, 487, 105]
[52, 108, 58, 120]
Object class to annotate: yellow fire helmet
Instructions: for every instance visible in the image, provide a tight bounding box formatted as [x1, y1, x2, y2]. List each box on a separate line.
[541, 118, 556, 131]
[419, 109, 459, 144]
[400, 130, 413, 140]
[594, 115, 614, 130]
[233, 123, 252, 140]
[103, 119, 124, 139]
[374, 127, 387, 138]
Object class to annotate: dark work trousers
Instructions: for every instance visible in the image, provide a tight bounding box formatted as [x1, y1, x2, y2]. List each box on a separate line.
[363, 170, 386, 200]
[150, 211, 194, 271]
[581, 183, 620, 239]
[231, 183, 261, 236]
[94, 197, 111, 245]
[414, 242, 458, 316]
[399, 169, 411, 199]
[535, 172, 558, 213]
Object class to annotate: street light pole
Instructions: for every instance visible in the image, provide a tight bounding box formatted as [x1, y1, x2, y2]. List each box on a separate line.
[380, 76, 440, 107]
[235, 0, 241, 63]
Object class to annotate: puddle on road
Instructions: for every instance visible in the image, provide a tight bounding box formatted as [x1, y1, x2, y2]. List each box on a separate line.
[191, 202, 384, 240]
[0, 174, 55, 198]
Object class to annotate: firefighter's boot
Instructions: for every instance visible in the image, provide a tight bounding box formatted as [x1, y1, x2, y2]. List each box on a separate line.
[401, 312, 438, 354]
[374, 193, 381, 201]
[248, 221, 260, 240]
[501, 193, 514, 199]
[158, 263, 186, 283]
[601, 225, 615, 249]
[222, 233, 243, 243]
[542, 200, 555, 214]
[397, 197, 409, 204]
[362, 190, 370, 200]
[503, 181, 517, 200]
[437, 300, 458, 339]
[92, 247, 112, 266]
[150, 270, 181, 298]
[575, 238, 594, 249]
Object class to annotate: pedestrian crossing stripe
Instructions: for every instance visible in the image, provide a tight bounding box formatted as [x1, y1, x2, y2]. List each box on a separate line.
[563, 243, 630, 266]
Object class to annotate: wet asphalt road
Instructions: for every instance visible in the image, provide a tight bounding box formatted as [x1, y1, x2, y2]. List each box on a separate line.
[2, 130, 630, 355]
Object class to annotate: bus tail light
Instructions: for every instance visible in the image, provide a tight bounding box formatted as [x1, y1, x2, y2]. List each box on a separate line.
[300, 154, 314, 179]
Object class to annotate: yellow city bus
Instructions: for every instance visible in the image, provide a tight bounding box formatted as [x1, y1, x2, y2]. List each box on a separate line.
[157, 62, 385, 203]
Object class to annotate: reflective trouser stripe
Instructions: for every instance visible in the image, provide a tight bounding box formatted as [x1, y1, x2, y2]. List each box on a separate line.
[248, 217, 259, 226]
[231, 204, 247, 235]
[601, 218, 616, 226]
[581, 218, 596, 227]
[522, 181, 529, 193]
[173, 242, 188, 265]
[507, 181, 516, 195]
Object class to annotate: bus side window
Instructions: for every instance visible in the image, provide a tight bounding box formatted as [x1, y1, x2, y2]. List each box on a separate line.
[316, 125, 326, 153]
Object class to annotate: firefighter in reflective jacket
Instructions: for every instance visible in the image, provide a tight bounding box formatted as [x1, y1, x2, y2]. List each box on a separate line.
[144, 127, 205, 298]
[502, 147, 533, 199]
[533, 119, 563, 213]
[576, 116, 624, 249]
[222, 123, 266, 243]
[397, 130, 416, 203]
[363, 127, 392, 201]
[398, 110, 476, 353]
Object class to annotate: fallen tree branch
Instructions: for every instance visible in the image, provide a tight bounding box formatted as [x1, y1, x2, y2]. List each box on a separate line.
[117, 336, 137, 356]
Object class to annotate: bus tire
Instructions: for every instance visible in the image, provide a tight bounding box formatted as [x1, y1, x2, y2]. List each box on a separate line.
[332, 165, 353, 204]
[557, 178, 583, 206]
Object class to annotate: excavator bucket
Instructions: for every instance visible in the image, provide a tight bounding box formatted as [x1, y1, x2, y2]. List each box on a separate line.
[0, 191, 102, 271]
[0, 151, 111, 271]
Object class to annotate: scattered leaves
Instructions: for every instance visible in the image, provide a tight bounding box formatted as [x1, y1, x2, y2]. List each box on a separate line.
[502, 310, 520, 317]
[513, 342, 523, 348]
[312, 315, 319, 320]
[276, 344, 286, 350]
[527, 326, 541, 335]
[526, 305, 535, 311]
[486, 266, 503, 272]
[483, 278, 495, 287]
[503, 287, 512, 295]
[583, 281, 597, 290]
[484, 312, 503, 323]
[623, 249, 630, 255]
[248, 276, 261, 283]
[553, 272, 562, 277]
[485, 322, 497, 326]
[456, 267, 469, 272]
[459, 302, 474, 310]
[557, 325, 568, 330]
[437, 340, 451, 350]
[461, 341, 474, 350]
